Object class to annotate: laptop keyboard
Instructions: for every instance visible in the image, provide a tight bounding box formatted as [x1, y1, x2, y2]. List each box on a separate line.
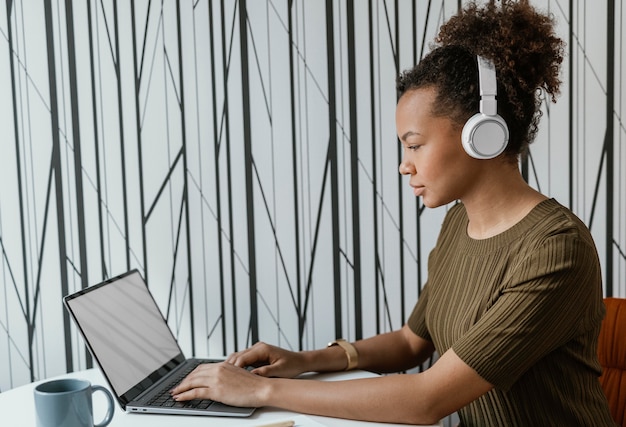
[147, 360, 214, 409]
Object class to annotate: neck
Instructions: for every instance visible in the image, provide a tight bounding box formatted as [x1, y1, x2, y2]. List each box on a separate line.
[461, 164, 547, 239]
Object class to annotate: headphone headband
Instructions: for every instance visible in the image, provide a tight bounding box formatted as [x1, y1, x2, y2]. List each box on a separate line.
[460, 55, 510, 159]
[477, 56, 498, 116]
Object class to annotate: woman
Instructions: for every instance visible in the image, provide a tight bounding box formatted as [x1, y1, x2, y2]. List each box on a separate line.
[172, 2, 615, 425]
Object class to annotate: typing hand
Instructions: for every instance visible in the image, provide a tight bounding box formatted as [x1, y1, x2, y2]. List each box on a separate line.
[226, 342, 307, 378]
[170, 362, 265, 407]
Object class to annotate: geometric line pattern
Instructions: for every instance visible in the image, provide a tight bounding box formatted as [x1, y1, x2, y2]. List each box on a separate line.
[0, 0, 624, 395]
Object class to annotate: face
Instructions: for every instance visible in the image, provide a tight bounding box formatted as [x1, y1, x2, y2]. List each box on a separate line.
[396, 87, 479, 208]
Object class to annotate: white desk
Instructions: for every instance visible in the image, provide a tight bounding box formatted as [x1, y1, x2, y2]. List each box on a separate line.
[0, 368, 441, 427]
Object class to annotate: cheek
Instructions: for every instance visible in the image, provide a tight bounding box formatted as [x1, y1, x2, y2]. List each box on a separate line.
[417, 149, 449, 179]
[421, 149, 470, 194]
[416, 160, 436, 180]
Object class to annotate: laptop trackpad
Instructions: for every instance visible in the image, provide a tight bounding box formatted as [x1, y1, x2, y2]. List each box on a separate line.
[209, 401, 255, 415]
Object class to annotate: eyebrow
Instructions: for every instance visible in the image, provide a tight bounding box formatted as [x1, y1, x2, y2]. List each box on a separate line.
[400, 130, 420, 141]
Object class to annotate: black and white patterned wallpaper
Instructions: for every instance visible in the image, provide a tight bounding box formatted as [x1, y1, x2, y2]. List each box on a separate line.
[1, 0, 624, 392]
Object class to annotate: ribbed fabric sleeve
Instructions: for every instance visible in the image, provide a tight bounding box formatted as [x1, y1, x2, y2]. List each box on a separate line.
[407, 199, 615, 427]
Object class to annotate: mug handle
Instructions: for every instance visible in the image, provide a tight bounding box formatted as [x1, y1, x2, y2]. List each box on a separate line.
[91, 385, 115, 427]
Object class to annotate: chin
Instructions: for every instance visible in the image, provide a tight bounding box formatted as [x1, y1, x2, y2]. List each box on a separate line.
[421, 195, 452, 209]
[421, 199, 440, 209]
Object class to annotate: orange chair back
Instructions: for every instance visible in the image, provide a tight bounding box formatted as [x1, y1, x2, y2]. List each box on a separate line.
[598, 297, 626, 426]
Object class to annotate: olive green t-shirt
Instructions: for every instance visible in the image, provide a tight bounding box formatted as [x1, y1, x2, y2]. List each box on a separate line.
[408, 199, 615, 426]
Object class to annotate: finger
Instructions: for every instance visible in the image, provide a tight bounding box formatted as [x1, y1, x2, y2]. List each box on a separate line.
[171, 371, 209, 395]
[225, 350, 246, 365]
[172, 387, 210, 402]
[249, 366, 271, 376]
[170, 380, 191, 395]
[227, 353, 247, 368]
[187, 362, 223, 379]
[231, 350, 266, 369]
[250, 362, 284, 377]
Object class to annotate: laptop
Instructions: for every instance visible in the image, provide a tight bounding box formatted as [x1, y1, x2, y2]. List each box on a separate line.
[63, 269, 255, 417]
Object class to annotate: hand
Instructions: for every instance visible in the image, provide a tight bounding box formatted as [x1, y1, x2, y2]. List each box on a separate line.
[226, 341, 307, 378]
[170, 362, 268, 407]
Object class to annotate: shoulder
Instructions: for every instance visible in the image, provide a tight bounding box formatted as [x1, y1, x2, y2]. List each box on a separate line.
[522, 199, 597, 252]
[439, 202, 467, 234]
[504, 199, 601, 296]
[427, 202, 468, 255]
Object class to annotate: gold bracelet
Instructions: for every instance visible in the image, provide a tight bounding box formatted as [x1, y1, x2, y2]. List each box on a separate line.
[327, 338, 358, 371]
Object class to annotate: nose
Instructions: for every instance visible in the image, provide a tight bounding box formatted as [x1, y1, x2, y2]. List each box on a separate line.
[398, 158, 414, 175]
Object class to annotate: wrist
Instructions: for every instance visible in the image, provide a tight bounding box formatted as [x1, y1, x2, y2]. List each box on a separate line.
[327, 339, 359, 371]
[257, 376, 277, 407]
[300, 348, 333, 373]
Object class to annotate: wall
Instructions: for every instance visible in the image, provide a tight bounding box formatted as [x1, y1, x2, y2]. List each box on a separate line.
[1, 0, 625, 393]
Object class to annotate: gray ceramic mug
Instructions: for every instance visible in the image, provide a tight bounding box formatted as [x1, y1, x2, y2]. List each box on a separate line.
[34, 378, 115, 427]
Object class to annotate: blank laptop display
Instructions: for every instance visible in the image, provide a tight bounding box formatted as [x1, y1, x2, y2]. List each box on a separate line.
[63, 269, 255, 417]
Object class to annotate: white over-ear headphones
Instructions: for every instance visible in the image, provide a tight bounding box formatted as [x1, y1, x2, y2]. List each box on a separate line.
[461, 56, 509, 159]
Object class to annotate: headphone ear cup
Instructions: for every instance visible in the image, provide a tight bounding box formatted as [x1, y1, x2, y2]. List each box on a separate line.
[461, 113, 510, 159]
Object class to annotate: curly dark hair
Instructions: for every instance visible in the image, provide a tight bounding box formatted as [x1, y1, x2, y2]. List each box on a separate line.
[396, 0, 565, 159]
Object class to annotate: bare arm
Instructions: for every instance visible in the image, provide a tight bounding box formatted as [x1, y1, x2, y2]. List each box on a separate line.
[265, 348, 492, 424]
[353, 324, 436, 373]
[172, 326, 491, 424]
[226, 324, 435, 377]
[172, 347, 493, 425]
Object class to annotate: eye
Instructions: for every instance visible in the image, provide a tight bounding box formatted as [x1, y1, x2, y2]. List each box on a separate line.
[407, 145, 420, 152]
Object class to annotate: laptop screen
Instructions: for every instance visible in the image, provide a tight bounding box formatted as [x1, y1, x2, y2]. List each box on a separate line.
[64, 270, 183, 398]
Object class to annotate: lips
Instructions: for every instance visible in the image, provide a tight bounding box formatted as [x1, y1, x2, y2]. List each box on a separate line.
[412, 186, 425, 197]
